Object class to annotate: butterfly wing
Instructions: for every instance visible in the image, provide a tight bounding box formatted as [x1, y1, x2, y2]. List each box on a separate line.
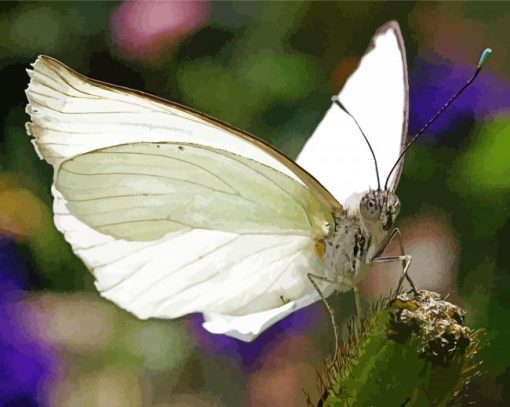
[26, 56, 338, 211]
[202, 292, 321, 341]
[297, 21, 409, 206]
[25, 56, 340, 340]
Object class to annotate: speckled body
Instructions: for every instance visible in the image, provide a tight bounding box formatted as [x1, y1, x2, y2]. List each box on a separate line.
[321, 190, 400, 293]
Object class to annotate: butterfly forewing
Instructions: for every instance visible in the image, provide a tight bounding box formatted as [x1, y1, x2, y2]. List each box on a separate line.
[26, 56, 339, 211]
[297, 21, 408, 205]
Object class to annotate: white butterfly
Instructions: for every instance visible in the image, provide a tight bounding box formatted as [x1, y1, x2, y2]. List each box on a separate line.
[25, 21, 409, 342]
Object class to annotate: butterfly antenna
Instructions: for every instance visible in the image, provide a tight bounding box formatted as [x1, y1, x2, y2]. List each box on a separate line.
[332, 97, 381, 190]
[384, 48, 493, 190]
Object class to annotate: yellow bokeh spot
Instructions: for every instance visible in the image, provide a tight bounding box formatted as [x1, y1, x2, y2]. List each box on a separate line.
[0, 181, 46, 239]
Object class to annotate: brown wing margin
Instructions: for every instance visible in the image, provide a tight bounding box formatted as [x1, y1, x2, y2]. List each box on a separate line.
[367, 21, 409, 192]
[35, 56, 343, 213]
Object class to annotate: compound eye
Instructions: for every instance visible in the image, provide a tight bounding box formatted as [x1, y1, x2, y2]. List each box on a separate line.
[360, 195, 381, 220]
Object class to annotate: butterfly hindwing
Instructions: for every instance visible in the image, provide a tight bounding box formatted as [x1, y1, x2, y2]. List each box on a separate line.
[57, 142, 330, 240]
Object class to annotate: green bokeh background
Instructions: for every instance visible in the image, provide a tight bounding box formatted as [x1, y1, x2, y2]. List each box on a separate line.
[0, 1, 509, 405]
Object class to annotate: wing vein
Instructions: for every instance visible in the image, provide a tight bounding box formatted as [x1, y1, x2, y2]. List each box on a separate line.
[92, 231, 192, 271]
[62, 192, 179, 203]
[210, 147, 313, 230]
[166, 238, 291, 299]
[60, 167, 237, 195]
[119, 235, 241, 301]
[235, 248, 307, 314]
[94, 150, 239, 195]
[30, 68, 101, 99]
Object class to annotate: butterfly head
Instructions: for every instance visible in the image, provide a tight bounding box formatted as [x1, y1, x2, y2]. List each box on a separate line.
[359, 190, 400, 231]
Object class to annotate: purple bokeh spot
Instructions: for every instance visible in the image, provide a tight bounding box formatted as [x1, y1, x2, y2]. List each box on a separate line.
[0, 239, 29, 294]
[409, 52, 510, 138]
[0, 238, 57, 406]
[187, 303, 323, 370]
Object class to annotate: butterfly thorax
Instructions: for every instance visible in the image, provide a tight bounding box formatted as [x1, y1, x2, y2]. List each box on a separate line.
[320, 190, 401, 291]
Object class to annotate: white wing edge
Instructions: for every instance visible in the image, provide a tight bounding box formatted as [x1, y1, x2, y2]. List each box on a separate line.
[202, 291, 323, 342]
[375, 21, 409, 192]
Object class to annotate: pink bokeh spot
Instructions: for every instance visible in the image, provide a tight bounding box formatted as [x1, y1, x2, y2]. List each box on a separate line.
[110, 0, 209, 60]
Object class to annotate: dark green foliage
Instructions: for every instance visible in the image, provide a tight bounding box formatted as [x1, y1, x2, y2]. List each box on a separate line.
[314, 292, 483, 406]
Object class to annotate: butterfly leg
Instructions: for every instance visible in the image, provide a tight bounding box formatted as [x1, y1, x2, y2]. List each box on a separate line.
[353, 285, 362, 316]
[307, 273, 340, 367]
[391, 228, 418, 293]
[373, 228, 417, 293]
[371, 252, 415, 296]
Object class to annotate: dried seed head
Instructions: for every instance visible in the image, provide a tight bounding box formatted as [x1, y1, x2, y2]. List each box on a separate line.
[387, 290, 471, 366]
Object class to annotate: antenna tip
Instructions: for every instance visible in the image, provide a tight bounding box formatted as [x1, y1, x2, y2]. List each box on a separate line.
[478, 48, 493, 68]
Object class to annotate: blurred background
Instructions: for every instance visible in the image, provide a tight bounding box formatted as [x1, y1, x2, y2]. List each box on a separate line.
[0, 1, 509, 406]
